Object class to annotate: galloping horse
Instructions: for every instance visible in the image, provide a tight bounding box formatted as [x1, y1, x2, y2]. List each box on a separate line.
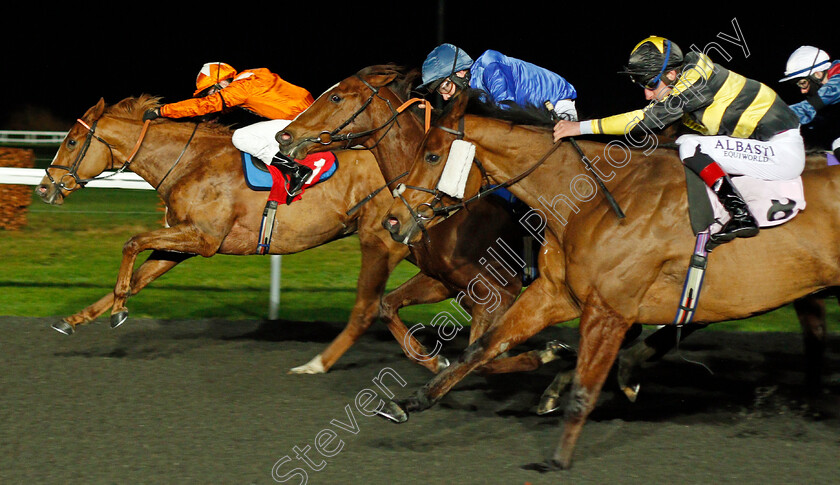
[276, 65, 570, 375]
[380, 91, 840, 469]
[36, 95, 444, 375]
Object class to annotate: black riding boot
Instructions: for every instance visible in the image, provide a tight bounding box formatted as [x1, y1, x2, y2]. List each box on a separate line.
[270, 152, 313, 197]
[708, 174, 759, 246]
[683, 146, 758, 250]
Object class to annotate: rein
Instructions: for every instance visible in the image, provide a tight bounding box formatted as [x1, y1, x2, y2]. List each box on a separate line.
[304, 74, 431, 149]
[155, 123, 199, 190]
[395, 119, 562, 227]
[311, 73, 430, 216]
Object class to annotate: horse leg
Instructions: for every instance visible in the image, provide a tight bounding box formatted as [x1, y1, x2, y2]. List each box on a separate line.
[793, 294, 827, 394]
[110, 225, 222, 328]
[546, 291, 634, 471]
[616, 322, 707, 402]
[291, 236, 408, 374]
[377, 276, 579, 422]
[379, 273, 455, 373]
[290, 270, 448, 374]
[54, 250, 194, 334]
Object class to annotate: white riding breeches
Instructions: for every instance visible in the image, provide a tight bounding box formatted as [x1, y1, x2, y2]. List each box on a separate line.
[676, 128, 805, 181]
[231, 119, 293, 164]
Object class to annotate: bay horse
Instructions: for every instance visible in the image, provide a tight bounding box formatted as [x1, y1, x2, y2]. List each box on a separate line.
[36, 94, 444, 375]
[275, 65, 570, 375]
[379, 91, 840, 469]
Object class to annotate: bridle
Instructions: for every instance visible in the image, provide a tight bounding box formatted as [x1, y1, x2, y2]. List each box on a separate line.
[300, 74, 431, 150]
[45, 118, 150, 192]
[296, 73, 432, 218]
[393, 117, 562, 243]
[46, 115, 197, 193]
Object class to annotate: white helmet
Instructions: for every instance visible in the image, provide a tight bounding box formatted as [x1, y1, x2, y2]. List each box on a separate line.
[780, 46, 831, 82]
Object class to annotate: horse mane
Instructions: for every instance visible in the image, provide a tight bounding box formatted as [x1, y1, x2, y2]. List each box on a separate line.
[105, 94, 233, 135]
[105, 94, 162, 119]
[356, 64, 422, 101]
[458, 89, 555, 128]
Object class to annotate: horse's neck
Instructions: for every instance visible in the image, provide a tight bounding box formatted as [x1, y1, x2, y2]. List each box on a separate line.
[464, 118, 625, 235]
[107, 118, 203, 192]
[367, 101, 425, 183]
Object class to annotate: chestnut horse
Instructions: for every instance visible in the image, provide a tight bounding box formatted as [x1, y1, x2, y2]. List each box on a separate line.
[36, 95, 446, 375]
[276, 65, 569, 375]
[380, 91, 840, 469]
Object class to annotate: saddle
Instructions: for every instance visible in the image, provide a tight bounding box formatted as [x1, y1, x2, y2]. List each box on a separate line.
[241, 151, 338, 203]
[684, 169, 806, 236]
[242, 151, 338, 254]
[676, 166, 808, 325]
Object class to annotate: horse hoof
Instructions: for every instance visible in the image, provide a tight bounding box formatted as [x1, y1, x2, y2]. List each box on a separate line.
[621, 383, 640, 403]
[539, 340, 576, 364]
[51, 321, 75, 336]
[436, 356, 450, 372]
[375, 400, 409, 424]
[289, 355, 326, 374]
[536, 395, 561, 415]
[521, 458, 569, 473]
[110, 311, 129, 329]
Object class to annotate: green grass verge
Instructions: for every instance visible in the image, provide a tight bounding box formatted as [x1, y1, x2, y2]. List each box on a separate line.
[1, 187, 836, 333]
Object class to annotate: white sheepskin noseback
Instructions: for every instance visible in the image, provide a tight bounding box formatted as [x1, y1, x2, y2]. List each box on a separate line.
[437, 140, 475, 199]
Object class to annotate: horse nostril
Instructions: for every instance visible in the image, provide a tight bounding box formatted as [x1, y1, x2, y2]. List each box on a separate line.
[276, 131, 292, 146]
[383, 216, 400, 233]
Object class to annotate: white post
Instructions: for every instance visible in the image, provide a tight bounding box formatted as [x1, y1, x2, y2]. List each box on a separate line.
[269, 254, 282, 320]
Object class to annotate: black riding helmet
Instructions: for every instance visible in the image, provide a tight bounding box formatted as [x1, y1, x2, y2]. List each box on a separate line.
[619, 36, 684, 89]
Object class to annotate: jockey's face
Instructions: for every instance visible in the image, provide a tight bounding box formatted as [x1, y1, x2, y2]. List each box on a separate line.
[437, 70, 469, 101]
[207, 79, 232, 96]
[644, 71, 677, 101]
[796, 71, 825, 95]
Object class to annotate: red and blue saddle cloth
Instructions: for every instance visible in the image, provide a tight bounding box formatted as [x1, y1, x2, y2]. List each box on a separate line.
[242, 151, 338, 204]
[241, 151, 338, 254]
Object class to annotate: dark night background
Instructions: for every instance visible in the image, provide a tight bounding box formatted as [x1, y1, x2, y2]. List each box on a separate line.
[2, 3, 836, 131]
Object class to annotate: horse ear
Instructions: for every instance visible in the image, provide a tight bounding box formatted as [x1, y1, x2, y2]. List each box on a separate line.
[367, 72, 400, 88]
[81, 98, 106, 122]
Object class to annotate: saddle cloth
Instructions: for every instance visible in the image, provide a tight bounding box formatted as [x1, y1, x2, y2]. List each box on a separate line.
[685, 168, 806, 236]
[242, 151, 338, 204]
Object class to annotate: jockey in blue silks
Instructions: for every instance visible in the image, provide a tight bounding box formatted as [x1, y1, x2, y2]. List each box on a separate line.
[417, 43, 579, 121]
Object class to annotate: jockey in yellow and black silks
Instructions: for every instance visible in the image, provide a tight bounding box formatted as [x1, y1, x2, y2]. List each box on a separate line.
[553, 36, 804, 250]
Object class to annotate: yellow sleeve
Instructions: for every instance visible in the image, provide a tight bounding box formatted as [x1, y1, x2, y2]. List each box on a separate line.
[589, 109, 647, 135]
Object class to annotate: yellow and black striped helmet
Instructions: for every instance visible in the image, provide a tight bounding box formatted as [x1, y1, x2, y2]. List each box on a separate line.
[619, 36, 684, 88]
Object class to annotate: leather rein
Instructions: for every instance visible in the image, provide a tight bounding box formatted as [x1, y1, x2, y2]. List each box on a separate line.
[393, 117, 562, 241]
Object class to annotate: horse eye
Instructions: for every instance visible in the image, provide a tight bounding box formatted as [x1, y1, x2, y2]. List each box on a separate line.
[425, 153, 441, 164]
[330, 94, 342, 103]
[67, 139, 77, 148]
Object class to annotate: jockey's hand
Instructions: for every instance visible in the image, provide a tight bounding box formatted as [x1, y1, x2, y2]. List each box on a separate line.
[143, 108, 161, 121]
[553, 120, 582, 142]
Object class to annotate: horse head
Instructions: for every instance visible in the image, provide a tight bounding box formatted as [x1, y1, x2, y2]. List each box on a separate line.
[36, 99, 110, 204]
[36, 96, 160, 205]
[382, 92, 486, 245]
[276, 64, 423, 161]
